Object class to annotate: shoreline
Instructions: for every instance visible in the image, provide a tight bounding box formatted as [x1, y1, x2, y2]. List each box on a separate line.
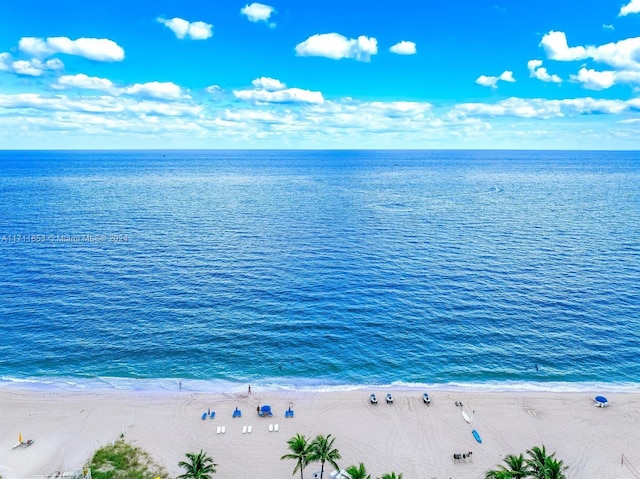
[2, 376, 639, 394]
[1, 387, 639, 479]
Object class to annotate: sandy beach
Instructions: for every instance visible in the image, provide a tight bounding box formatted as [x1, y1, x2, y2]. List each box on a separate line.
[0, 388, 639, 479]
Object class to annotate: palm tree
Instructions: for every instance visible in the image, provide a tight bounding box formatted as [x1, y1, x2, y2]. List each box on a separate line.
[281, 433, 311, 479]
[177, 450, 217, 479]
[309, 434, 341, 479]
[502, 453, 528, 479]
[484, 471, 513, 479]
[543, 456, 568, 479]
[526, 445, 550, 478]
[346, 463, 371, 479]
[378, 473, 403, 479]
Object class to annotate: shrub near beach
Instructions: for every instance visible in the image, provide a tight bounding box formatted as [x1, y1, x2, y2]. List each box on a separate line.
[86, 439, 169, 479]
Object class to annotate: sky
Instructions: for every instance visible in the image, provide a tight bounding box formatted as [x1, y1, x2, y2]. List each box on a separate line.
[1, 0, 640, 149]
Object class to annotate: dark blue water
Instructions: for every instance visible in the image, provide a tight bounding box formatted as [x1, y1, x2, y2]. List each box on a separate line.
[0, 150, 638, 392]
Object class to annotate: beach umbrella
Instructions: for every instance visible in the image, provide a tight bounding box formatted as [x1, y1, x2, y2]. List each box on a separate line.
[595, 395, 608, 404]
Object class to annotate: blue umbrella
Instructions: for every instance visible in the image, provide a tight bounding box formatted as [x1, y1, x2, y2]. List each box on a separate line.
[595, 396, 608, 403]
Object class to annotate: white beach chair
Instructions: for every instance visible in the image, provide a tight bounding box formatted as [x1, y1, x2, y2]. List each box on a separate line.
[216, 426, 221, 434]
[247, 425, 253, 433]
[242, 426, 247, 434]
[274, 424, 279, 432]
[221, 426, 226, 434]
[269, 424, 274, 432]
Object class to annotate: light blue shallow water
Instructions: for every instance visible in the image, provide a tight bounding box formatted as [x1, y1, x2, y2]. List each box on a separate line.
[0, 150, 638, 392]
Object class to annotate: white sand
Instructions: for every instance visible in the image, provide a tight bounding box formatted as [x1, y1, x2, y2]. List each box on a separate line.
[1, 388, 639, 479]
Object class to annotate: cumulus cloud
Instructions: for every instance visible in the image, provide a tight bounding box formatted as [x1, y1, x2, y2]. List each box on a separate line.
[390, 41, 416, 55]
[19, 37, 124, 62]
[251, 77, 286, 90]
[539, 31, 588, 61]
[570, 68, 616, 90]
[619, 0, 640, 16]
[295, 33, 378, 62]
[454, 96, 634, 119]
[0, 53, 10, 71]
[234, 77, 323, 104]
[157, 17, 213, 40]
[569, 67, 640, 90]
[123, 81, 188, 100]
[0, 53, 64, 76]
[240, 3, 276, 25]
[205, 85, 222, 94]
[55, 73, 114, 91]
[234, 88, 324, 104]
[0, 93, 202, 117]
[527, 59, 562, 83]
[476, 71, 515, 88]
[540, 31, 640, 71]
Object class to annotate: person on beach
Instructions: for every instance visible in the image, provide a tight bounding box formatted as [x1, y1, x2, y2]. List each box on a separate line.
[248, 385, 251, 394]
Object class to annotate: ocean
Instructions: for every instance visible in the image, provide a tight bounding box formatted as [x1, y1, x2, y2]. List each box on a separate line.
[0, 150, 638, 393]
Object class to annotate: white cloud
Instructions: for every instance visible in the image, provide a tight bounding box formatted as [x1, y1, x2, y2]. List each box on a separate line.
[233, 87, 324, 104]
[234, 77, 323, 104]
[588, 37, 640, 70]
[619, 0, 640, 16]
[476, 71, 515, 88]
[19, 37, 125, 62]
[240, 3, 276, 25]
[390, 41, 416, 55]
[123, 81, 188, 100]
[295, 33, 378, 62]
[540, 31, 640, 71]
[12, 60, 44, 76]
[0, 93, 202, 117]
[157, 17, 213, 40]
[540, 31, 587, 61]
[500, 71, 516, 82]
[0, 55, 65, 76]
[0, 52, 11, 71]
[602, 24, 615, 31]
[205, 85, 222, 94]
[454, 96, 632, 119]
[569, 67, 640, 90]
[571, 68, 616, 90]
[527, 59, 562, 83]
[55, 73, 114, 91]
[251, 77, 286, 91]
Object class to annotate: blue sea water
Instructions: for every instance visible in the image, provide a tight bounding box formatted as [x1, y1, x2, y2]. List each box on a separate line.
[0, 150, 639, 393]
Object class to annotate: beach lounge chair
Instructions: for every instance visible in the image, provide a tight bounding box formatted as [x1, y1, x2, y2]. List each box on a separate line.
[243, 426, 248, 434]
[202, 412, 208, 420]
[221, 426, 226, 434]
[370, 393, 377, 404]
[274, 424, 279, 432]
[386, 393, 393, 404]
[285, 407, 294, 418]
[423, 392, 431, 404]
[247, 425, 252, 433]
[233, 407, 242, 418]
[217, 426, 222, 434]
[269, 424, 274, 432]
[210, 411, 215, 419]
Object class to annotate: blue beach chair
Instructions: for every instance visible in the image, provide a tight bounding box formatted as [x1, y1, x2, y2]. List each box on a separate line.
[201, 412, 208, 420]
